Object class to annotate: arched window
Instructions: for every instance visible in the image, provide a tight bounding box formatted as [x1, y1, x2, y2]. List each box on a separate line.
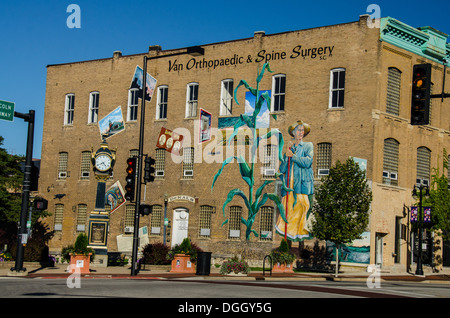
[416, 146, 431, 186]
[386, 67, 401, 116]
[383, 138, 399, 186]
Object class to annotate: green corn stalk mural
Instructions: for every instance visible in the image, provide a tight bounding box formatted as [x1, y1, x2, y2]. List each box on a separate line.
[211, 62, 289, 240]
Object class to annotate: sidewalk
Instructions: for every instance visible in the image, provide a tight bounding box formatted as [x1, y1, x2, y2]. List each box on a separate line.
[2, 264, 450, 283]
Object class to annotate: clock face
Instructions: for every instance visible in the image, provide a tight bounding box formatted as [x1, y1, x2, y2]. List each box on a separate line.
[95, 154, 111, 171]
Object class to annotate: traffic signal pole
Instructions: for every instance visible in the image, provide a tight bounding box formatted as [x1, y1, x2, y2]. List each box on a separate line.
[11, 110, 35, 273]
[430, 61, 450, 101]
[131, 56, 148, 276]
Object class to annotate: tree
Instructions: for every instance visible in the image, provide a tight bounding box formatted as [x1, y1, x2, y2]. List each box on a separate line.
[0, 136, 53, 261]
[423, 150, 450, 243]
[0, 136, 24, 224]
[310, 158, 372, 277]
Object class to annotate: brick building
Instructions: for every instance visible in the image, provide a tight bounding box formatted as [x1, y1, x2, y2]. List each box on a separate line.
[40, 15, 450, 271]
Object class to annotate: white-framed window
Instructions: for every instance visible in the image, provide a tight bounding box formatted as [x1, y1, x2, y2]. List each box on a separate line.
[386, 67, 401, 116]
[127, 88, 139, 121]
[64, 94, 75, 125]
[220, 79, 233, 116]
[156, 86, 168, 120]
[88, 91, 99, 124]
[272, 74, 286, 112]
[383, 138, 399, 186]
[185, 82, 199, 118]
[329, 68, 346, 108]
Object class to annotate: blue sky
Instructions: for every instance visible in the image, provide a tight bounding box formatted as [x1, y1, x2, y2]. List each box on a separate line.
[1, 0, 449, 158]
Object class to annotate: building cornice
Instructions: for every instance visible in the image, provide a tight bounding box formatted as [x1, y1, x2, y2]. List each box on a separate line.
[380, 17, 449, 66]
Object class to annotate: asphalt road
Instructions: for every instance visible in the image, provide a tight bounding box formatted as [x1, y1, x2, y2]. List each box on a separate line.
[1, 277, 449, 299]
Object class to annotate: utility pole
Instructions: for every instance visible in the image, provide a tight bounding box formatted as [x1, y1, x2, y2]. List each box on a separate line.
[131, 56, 148, 276]
[10, 110, 35, 273]
[129, 47, 204, 275]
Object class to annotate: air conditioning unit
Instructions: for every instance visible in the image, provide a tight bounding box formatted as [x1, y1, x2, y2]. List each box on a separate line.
[183, 169, 194, 177]
[390, 172, 398, 180]
[76, 224, 85, 232]
[81, 171, 90, 178]
[383, 171, 390, 178]
[151, 226, 161, 234]
[156, 170, 164, 177]
[264, 168, 276, 176]
[124, 226, 134, 233]
[58, 171, 67, 179]
[318, 169, 329, 176]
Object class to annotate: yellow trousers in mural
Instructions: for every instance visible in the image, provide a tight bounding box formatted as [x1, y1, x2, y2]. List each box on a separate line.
[275, 192, 311, 241]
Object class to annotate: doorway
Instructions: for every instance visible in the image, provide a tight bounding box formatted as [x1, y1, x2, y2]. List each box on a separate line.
[171, 208, 189, 247]
[375, 233, 384, 267]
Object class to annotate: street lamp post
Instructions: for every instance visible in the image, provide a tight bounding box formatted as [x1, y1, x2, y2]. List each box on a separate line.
[131, 55, 148, 276]
[11, 110, 35, 274]
[163, 193, 168, 245]
[412, 183, 429, 276]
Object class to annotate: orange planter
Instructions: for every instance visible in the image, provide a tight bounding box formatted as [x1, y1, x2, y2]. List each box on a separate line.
[170, 254, 196, 273]
[272, 262, 294, 273]
[69, 253, 91, 274]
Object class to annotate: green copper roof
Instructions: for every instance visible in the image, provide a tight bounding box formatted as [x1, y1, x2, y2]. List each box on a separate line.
[380, 17, 450, 66]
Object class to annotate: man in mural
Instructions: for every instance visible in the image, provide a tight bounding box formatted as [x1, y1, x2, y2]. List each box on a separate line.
[275, 120, 314, 241]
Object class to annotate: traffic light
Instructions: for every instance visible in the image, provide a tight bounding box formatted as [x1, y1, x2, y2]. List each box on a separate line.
[411, 63, 431, 125]
[139, 204, 152, 216]
[33, 198, 48, 210]
[30, 162, 39, 192]
[143, 156, 155, 183]
[125, 157, 137, 201]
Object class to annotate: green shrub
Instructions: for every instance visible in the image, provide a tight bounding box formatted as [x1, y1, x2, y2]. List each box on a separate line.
[61, 233, 95, 263]
[270, 239, 296, 265]
[167, 238, 203, 262]
[141, 243, 170, 265]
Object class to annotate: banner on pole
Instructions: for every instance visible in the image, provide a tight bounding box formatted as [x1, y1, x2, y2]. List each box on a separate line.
[423, 207, 431, 223]
[411, 206, 418, 223]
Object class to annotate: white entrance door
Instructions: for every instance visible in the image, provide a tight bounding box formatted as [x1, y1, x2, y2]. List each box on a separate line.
[375, 233, 383, 267]
[171, 208, 189, 247]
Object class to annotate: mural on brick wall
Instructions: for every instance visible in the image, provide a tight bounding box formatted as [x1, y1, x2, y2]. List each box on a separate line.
[275, 120, 314, 242]
[211, 62, 288, 240]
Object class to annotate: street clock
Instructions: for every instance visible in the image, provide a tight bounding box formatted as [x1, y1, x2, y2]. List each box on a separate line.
[91, 139, 116, 180]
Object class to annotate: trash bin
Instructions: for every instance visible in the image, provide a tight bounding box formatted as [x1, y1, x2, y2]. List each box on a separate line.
[196, 252, 212, 275]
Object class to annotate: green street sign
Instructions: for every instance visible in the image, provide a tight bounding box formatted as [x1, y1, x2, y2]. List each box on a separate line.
[0, 100, 15, 122]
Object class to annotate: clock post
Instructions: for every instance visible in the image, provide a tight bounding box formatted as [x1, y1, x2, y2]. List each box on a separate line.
[88, 139, 116, 266]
